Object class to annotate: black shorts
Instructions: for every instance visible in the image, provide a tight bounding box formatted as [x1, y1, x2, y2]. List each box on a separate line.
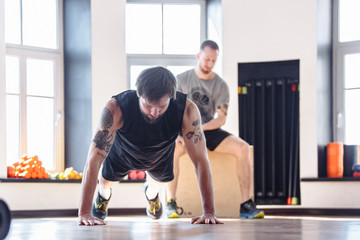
[204, 128, 231, 151]
[101, 155, 174, 183]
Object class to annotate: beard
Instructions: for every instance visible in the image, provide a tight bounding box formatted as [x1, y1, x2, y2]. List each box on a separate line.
[140, 110, 164, 124]
[199, 65, 211, 74]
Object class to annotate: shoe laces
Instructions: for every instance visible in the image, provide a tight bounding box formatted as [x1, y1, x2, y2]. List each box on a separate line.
[149, 198, 161, 215]
[242, 199, 257, 211]
[95, 197, 108, 211]
[247, 200, 256, 208]
[167, 199, 183, 215]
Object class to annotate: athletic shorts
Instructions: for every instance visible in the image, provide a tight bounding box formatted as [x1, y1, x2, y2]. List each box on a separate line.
[204, 128, 231, 151]
[101, 155, 174, 183]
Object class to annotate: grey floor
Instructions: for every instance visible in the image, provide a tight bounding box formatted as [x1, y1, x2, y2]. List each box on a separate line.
[5, 215, 360, 240]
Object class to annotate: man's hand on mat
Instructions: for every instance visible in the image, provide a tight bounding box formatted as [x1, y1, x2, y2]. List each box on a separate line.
[78, 214, 106, 226]
[191, 213, 224, 224]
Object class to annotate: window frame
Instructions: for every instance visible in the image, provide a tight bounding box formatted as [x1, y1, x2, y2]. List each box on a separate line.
[126, 0, 206, 89]
[333, 0, 360, 143]
[2, 0, 64, 172]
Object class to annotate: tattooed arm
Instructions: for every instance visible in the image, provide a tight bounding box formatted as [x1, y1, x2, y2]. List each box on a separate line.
[202, 103, 228, 131]
[182, 99, 223, 224]
[78, 98, 123, 224]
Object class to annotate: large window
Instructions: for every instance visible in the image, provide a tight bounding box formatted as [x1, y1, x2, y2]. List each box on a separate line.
[126, 0, 205, 89]
[334, 0, 360, 144]
[4, 0, 64, 170]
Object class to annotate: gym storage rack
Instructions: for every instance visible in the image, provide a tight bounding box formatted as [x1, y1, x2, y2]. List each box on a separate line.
[238, 60, 300, 205]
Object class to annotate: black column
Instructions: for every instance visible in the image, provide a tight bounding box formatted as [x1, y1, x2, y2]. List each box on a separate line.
[317, 0, 333, 177]
[64, 0, 92, 172]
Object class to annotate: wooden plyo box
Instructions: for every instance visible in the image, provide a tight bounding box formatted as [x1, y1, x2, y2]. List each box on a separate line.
[174, 146, 254, 218]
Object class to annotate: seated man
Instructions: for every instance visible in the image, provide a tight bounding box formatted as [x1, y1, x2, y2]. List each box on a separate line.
[166, 40, 264, 219]
[78, 66, 223, 225]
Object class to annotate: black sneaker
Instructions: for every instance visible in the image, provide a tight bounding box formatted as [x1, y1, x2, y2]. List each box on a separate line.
[144, 183, 163, 219]
[166, 199, 184, 218]
[91, 190, 111, 220]
[239, 199, 264, 219]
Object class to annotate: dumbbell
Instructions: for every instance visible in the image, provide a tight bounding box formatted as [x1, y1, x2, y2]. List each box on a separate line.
[0, 199, 11, 240]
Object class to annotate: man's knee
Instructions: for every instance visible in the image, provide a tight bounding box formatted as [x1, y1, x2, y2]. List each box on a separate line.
[239, 139, 250, 153]
[232, 137, 250, 158]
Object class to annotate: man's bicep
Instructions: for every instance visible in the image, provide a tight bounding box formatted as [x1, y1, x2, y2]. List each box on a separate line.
[92, 127, 115, 159]
[216, 83, 229, 113]
[92, 101, 121, 159]
[183, 119, 203, 145]
[182, 115, 208, 170]
[182, 101, 206, 154]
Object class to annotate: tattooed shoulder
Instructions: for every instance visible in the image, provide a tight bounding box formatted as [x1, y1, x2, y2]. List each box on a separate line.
[192, 119, 199, 126]
[185, 119, 203, 144]
[100, 108, 113, 129]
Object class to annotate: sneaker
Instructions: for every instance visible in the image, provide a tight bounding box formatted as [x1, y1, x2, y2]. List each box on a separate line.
[239, 199, 264, 219]
[166, 199, 184, 218]
[91, 190, 111, 220]
[144, 183, 163, 219]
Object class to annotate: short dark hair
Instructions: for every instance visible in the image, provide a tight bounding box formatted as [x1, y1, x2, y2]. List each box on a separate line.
[136, 66, 177, 101]
[200, 40, 219, 51]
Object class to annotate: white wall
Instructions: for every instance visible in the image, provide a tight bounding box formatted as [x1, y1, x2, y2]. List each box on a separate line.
[0, 182, 146, 211]
[91, 0, 127, 132]
[222, 0, 318, 178]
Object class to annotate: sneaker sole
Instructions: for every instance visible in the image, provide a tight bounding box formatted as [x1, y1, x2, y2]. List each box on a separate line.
[167, 211, 180, 218]
[240, 211, 265, 219]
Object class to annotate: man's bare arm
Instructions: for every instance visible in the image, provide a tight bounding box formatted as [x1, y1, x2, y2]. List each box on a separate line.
[182, 99, 223, 224]
[202, 103, 228, 131]
[78, 98, 122, 226]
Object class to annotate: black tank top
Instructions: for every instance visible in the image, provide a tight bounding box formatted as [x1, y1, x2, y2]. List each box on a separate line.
[106, 90, 187, 170]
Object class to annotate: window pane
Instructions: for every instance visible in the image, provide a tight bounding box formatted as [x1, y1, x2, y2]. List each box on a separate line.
[126, 4, 162, 54]
[339, 0, 360, 42]
[22, 0, 58, 49]
[130, 65, 155, 90]
[27, 58, 54, 97]
[167, 66, 194, 77]
[5, 56, 20, 94]
[27, 97, 54, 170]
[344, 53, 360, 89]
[4, 0, 21, 44]
[6, 95, 20, 165]
[345, 89, 360, 144]
[163, 4, 200, 54]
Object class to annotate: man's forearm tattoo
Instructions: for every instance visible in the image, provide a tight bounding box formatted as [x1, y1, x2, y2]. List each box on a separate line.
[185, 119, 203, 144]
[93, 130, 114, 155]
[92, 107, 115, 158]
[217, 104, 228, 116]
